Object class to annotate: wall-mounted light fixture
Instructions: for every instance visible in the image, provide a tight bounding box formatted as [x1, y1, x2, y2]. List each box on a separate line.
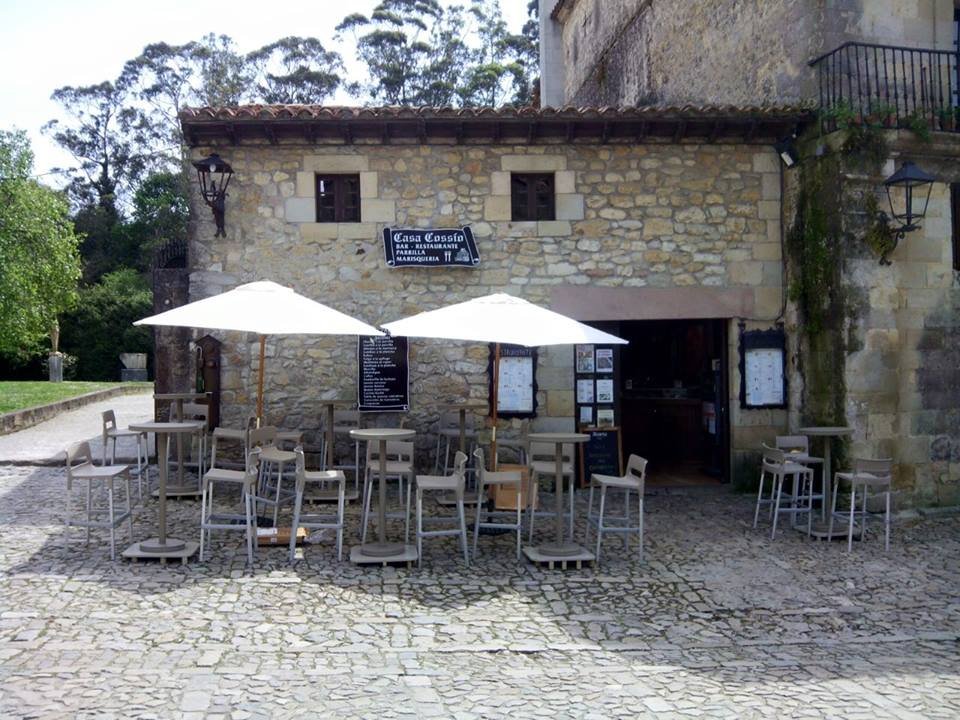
[192, 153, 234, 237]
[774, 136, 799, 167]
[879, 161, 934, 264]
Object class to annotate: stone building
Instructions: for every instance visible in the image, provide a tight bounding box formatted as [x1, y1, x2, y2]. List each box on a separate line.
[175, 105, 805, 488]
[540, 0, 960, 506]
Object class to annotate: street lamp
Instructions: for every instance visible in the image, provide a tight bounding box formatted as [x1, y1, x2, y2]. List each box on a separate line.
[192, 153, 234, 238]
[878, 161, 934, 264]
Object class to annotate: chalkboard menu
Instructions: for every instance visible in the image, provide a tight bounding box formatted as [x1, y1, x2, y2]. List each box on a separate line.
[358, 335, 409, 411]
[383, 226, 481, 268]
[578, 427, 623, 486]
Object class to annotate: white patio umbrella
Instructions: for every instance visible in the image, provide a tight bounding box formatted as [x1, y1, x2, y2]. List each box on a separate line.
[381, 293, 627, 466]
[135, 280, 383, 421]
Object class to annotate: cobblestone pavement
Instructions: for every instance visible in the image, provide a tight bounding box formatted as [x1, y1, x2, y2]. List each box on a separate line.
[0, 464, 957, 719]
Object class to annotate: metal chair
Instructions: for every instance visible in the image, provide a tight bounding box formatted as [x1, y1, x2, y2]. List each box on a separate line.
[323, 409, 362, 496]
[199, 447, 259, 564]
[361, 440, 415, 544]
[777, 434, 824, 514]
[585, 454, 648, 564]
[289, 447, 346, 562]
[829, 458, 894, 552]
[415, 451, 470, 566]
[101, 410, 148, 499]
[753, 443, 816, 539]
[435, 412, 478, 474]
[64, 441, 133, 560]
[250, 426, 297, 527]
[181, 402, 210, 478]
[527, 441, 576, 542]
[472, 448, 523, 560]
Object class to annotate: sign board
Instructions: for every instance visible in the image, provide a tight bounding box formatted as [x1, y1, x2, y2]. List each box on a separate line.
[383, 226, 481, 268]
[358, 335, 409, 412]
[488, 344, 538, 418]
[739, 326, 787, 409]
[578, 427, 623, 486]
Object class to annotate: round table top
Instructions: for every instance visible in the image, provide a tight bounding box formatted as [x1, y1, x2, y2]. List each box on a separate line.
[440, 401, 488, 411]
[154, 392, 210, 401]
[798, 426, 854, 436]
[130, 421, 204, 433]
[527, 432, 590, 444]
[350, 427, 416, 441]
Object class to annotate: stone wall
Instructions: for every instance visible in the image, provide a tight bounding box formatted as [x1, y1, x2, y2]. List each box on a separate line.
[554, 0, 954, 107]
[785, 130, 960, 508]
[186, 138, 785, 469]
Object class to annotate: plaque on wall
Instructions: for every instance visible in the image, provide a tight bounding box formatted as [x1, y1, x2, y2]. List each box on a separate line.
[358, 335, 409, 411]
[383, 226, 481, 267]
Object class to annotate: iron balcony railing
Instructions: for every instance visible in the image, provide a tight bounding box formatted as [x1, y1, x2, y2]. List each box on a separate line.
[809, 41, 960, 131]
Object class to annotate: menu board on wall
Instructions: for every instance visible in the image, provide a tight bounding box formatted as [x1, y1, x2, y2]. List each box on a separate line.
[489, 344, 538, 418]
[358, 335, 409, 412]
[738, 326, 787, 409]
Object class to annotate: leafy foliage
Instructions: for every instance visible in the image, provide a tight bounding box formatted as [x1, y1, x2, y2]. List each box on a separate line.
[248, 36, 344, 104]
[0, 131, 81, 358]
[59, 269, 153, 381]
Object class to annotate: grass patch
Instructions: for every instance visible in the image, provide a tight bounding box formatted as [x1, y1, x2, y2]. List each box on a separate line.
[0, 381, 151, 414]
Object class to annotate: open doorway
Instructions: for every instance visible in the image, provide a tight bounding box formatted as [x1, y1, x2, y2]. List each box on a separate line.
[618, 319, 729, 487]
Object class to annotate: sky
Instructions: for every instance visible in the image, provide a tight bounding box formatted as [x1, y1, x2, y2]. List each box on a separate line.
[0, 0, 531, 185]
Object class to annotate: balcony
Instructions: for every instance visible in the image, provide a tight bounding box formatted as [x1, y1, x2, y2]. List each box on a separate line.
[809, 42, 960, 132]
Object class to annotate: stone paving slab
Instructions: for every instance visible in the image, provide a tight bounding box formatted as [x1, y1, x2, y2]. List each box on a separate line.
[0, 465, 957, 718]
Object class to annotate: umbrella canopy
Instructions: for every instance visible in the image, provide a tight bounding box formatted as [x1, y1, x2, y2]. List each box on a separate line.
[382, 293, 627, 467]
[381, 293, 626, 347]
[135, 280, 383, 420]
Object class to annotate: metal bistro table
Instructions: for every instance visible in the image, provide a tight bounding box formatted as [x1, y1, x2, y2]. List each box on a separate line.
[154, 392, 210, 497]
[436, 401, 486, 507]
[798, 426, 854, 539]
[123, 421, 203, 563]
[349, 427, 418, 565]
[523, 432, 591, 565]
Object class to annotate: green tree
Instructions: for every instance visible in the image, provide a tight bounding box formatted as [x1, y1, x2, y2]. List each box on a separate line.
[248, 36, 344, 104]
[0, 130, 82, 357]
[337, 1, 444, 104]
[460, 0, 534, 107]
[59, 269, 153, 380]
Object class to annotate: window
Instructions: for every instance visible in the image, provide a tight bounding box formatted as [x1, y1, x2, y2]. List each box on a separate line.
[315, 174, 360, 223]
[952, 183, 960, 272]
[511, 173, 555, 221]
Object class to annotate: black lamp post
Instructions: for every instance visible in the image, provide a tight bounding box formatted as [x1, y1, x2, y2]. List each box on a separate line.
[192, 153, 234, 237]
[879, 161, 934, 264]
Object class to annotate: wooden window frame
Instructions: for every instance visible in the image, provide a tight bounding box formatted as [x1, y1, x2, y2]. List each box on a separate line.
[315, 173, 361, 223]
[511, 172, 556, 221]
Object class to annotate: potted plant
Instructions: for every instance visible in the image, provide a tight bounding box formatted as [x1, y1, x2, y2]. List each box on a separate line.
[868, 101, 897, 128]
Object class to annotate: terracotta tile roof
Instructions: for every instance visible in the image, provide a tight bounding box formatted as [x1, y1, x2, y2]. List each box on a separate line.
[179, 104, 814, 146]
[180, 103, 813, 122]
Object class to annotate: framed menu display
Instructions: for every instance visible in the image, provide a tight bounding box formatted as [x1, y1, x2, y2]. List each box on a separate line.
[489, 344, 538, 418]
[739, 326, 787, 409]
[358, 335, 409, 412]
[575, 339, 620, 434]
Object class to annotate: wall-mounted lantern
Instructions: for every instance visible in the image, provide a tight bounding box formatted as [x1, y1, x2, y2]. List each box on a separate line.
[192, 153, 234, 237]
[774, 136, 799, 167]
[876, 161, 934, 264]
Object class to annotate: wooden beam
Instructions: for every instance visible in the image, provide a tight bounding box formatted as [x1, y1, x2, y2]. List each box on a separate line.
[417, 120, 427, 144]
[527, 121, 537, 144]
[340, 122, 354, 145]
[672, 120, 687, 143]
[225, 123, 237, 146]
[263, 124, 277, 145]
[745, 119, 759, 142]
[636, 121, 647, 141]
[305, 123, 317, 144]
[601, 121, 611, 144]
[456, 121, 465, 145]
[493, 121, 502, 143]
[566, 122, 576, 142]
[708, 120, 723, 143]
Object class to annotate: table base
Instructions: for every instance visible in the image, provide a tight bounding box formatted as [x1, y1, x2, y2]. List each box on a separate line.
[351, 544, 418, 565]
[122, 538, 198, 563]
[802, 519, 863, 541]
[535, 541, 590, 558]
[524, 545, 594, 566]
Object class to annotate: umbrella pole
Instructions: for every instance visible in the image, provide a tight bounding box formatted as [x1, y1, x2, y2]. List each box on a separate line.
[491, 342, 500, 471]
[256, 335, 266, 427]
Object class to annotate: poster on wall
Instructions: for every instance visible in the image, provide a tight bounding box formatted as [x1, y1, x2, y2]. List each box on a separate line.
[577, 379, 595, 404]
[579, 406, 593, 425]
[358, 335, 409, 411]
[595, 348, 613, 373]
[596, 378, 614, 403]
[576, 345, 595, 373]
[597, 408, 615, 427]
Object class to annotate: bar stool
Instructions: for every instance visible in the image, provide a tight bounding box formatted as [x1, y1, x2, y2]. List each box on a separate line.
[324, 409, 362, 495]
[257, 437, 298, 527]
[415, 450, 470, 566]
[199, 448, 260, 564]
[289, 447, 346, 562]
[435, 412, 478, 474]
[101, 410, 148, 499]
[361, 440, 415, 544]
[829, 458, 894, 552]
[472, 448, 524, 560]
[752, 443, 815, 539]
[64, 441, 134, 560]
[527, 441, 576, 542]
[181, 402, 210, 477]
[585, 454, 648, 564]
[776, 435, 824, 511]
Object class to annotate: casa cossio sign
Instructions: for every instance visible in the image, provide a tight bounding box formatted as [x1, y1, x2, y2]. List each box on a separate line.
[382, 226, 481, 268]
